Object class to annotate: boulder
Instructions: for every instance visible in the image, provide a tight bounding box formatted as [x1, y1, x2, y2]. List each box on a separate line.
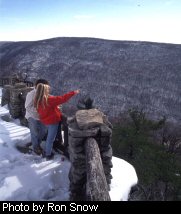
[75, 108, 104, 130]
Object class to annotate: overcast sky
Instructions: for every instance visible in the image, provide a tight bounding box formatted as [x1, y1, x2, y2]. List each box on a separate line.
[0, 0, 181, 44]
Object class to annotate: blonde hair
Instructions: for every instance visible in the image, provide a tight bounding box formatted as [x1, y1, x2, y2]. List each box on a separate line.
[34, 83, 50, 109]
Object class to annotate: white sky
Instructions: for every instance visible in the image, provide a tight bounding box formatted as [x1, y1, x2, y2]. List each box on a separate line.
[0, 0, 181, 44]
[0, 87, 138, 202]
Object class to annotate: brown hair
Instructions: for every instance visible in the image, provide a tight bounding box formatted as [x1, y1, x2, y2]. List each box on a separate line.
[35, 79, 49, 88]
[34, 83, 50, 109]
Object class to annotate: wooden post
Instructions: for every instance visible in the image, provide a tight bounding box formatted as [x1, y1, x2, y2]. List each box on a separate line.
[85, 137, 111, 201]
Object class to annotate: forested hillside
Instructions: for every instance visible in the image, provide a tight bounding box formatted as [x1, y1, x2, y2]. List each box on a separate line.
[0, 37, 181, 124]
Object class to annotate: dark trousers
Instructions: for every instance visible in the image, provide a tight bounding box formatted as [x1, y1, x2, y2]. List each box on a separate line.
[53, 115, 69, 157]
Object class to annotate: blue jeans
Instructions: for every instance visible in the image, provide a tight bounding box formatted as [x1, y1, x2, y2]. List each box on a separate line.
[45, 123, 59, 156]
[28, 117, 47, 150]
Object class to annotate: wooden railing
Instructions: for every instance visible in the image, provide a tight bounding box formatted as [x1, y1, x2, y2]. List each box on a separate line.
[0, 77, 34, 87]
[85, 137, 111, 201]
[0, 78, 10, 87]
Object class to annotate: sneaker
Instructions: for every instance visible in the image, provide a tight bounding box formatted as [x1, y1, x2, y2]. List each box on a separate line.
[46, 153, 54, 161]
[33, 147, 43, 155]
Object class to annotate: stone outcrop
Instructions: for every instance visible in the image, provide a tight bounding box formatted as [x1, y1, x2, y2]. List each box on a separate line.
[1, 82, 33, 126]
[75, 108, 104, 130]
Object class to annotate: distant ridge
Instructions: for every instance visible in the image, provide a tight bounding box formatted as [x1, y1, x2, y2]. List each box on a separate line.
[0, 37, 181, 124]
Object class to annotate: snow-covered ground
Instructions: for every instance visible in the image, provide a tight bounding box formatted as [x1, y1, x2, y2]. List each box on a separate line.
[0, 87, 138, 201]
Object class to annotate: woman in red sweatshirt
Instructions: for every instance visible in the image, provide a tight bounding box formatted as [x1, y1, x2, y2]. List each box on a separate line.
[34, 83, 80, 160]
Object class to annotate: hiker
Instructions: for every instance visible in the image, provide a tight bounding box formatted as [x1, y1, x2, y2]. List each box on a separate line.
[25, 79, 49, 155]
[34, 83, 80, 160]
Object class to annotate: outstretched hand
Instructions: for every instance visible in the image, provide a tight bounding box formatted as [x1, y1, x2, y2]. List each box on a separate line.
[74, 89, 80, 94]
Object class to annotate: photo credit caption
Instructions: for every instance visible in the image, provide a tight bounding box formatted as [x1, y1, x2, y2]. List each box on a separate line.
[2, 202, 99, 212]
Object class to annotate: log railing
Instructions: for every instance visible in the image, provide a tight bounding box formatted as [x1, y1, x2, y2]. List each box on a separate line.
[85, 137, 111, 201]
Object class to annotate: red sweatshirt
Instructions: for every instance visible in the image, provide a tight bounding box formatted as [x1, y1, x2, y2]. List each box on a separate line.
[37, 91, 76, 125]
